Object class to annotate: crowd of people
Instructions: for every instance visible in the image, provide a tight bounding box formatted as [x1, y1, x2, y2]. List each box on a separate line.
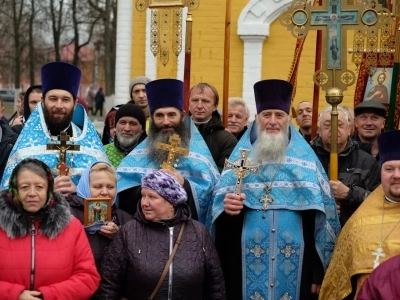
[0, 60, 398, 300]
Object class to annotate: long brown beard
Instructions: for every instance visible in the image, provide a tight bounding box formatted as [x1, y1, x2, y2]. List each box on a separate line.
[147, 121, 190, 166]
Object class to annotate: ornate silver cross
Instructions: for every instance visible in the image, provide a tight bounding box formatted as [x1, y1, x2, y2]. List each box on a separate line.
[224, 149, 259, 195]
[259, 186, 273, 218]
[372, 246, 385, 269]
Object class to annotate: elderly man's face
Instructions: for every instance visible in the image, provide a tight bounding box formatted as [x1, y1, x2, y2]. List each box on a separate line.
[318, 111, 350, 152]
[115, 116, 143, 148]
[355, 112, 385, 141]
[257, 109, 290, 134]
[227, 104, 248, 135]
[381, 160, 400, 202]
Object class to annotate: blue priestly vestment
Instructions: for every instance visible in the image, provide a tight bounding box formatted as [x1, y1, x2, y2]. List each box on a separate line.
[208, 122, 341, 300]
[0, 104, 109, 189]
[117, 117, 220, 223]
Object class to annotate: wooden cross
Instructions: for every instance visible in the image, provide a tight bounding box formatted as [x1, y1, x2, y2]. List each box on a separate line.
[156, 134, 189, 171]
[46, 132, 80, 176]
[224, 149, 259, 195]
[372, 245, 386, 269]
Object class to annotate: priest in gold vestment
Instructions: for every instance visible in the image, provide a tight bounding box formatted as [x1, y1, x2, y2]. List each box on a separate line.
[320, 130, 400, 299]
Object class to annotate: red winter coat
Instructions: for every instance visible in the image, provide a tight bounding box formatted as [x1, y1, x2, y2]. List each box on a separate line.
[0, 190, 100, 300]
[357, 254, 400, 300]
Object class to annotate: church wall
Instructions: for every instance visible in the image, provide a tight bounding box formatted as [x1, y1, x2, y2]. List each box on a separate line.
[190, 0, 245, 102]
[128, 1, 359, 116]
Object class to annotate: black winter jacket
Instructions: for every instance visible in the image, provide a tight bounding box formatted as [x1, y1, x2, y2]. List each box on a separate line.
[311, 137, 381, 225]
[195, 111, 237, 172]
[0, 117, 18, 180]
[96, 203, 226, 300]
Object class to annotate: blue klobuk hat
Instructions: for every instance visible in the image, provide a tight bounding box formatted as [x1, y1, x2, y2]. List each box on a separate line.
[254, 79, 293, 114]
[145, 79, 183, 114]
[41, 62, 82, 98]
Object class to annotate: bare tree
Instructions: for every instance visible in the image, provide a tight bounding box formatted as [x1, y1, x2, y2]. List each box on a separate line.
[49, 0, 64, 61]
[71, 0, 100, 66]
[28, 0, 36, 84]
[88, 0, 117, 95]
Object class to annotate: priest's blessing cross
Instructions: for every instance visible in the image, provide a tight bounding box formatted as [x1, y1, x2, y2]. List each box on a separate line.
[224, 149, 259, 195]
[156, 134, 189, 171]
[46, 132, 80, 176]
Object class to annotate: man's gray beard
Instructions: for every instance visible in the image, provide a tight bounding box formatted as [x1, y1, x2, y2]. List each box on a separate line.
[147, 121, 190, 166]
[252, 124, 289, 164]
[116, 131, 142, 148]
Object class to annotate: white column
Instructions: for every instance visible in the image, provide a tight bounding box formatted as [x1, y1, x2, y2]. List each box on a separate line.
[114, 0, 133, 105]
[240, 35, 266, 120]
[177, 7, 188, 80]
[145, 9, 157, 79]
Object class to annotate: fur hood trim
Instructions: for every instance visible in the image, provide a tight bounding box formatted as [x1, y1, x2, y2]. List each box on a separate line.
[0, 190, 72, 239]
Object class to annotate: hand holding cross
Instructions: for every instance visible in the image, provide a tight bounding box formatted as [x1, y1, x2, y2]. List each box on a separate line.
[224, 149, 259, 195]
[46, 132, 80, 176]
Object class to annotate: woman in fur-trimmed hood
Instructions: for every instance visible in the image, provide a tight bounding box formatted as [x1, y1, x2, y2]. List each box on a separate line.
[0, 158, 100, 300]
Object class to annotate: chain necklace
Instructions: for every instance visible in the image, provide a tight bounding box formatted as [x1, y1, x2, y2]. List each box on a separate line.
[259, 161, 283, 219]
[372, 198, 400, 269]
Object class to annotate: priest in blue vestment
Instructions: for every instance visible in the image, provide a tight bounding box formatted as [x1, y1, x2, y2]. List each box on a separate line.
[0, 62, 108, 195]
[117, 79, 219, 223]
[208, 79, 341, 300]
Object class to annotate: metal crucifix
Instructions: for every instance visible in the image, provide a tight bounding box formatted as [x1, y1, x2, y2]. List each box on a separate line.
[46, 132, 80, 176]
[224, 149, 259, 195]
[156, 134, 189, 171]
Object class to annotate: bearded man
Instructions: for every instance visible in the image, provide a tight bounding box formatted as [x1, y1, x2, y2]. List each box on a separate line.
[208, 79, 340, 300]
[104, 103, 147, 167]
[0, 62, 108, 195]
[117, 79, 219, 223]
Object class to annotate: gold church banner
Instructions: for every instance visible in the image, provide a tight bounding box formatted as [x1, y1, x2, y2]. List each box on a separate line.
[136, 0, 200, 66]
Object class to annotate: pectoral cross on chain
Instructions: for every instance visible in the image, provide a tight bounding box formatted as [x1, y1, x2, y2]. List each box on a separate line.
[372, 246, 386, 269]
[224, 149, 259, 195]
[46, 132, 80, 176]
[260, 187, 274, 219]
[156, 134, 189, 171]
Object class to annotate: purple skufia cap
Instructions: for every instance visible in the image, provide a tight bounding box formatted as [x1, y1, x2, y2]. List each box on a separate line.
[378, 130, 400, 164]
[254, 79, 293, 114]
[145, 79, 183, 114]
[141, 170, 187, 206]
[41, 62, 82, 98]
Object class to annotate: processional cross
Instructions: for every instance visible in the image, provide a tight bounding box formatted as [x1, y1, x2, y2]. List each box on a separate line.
[223, 149, 259, 195]
[280, 0, 391, 179]
[372, 245, 386, 269]
[46, 132, 80, 176]
[156, 134, 189, 171]
[281, 0, 391, 92]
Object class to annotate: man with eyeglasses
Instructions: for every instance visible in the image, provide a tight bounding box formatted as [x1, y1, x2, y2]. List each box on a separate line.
[104, 103, 147, 168]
